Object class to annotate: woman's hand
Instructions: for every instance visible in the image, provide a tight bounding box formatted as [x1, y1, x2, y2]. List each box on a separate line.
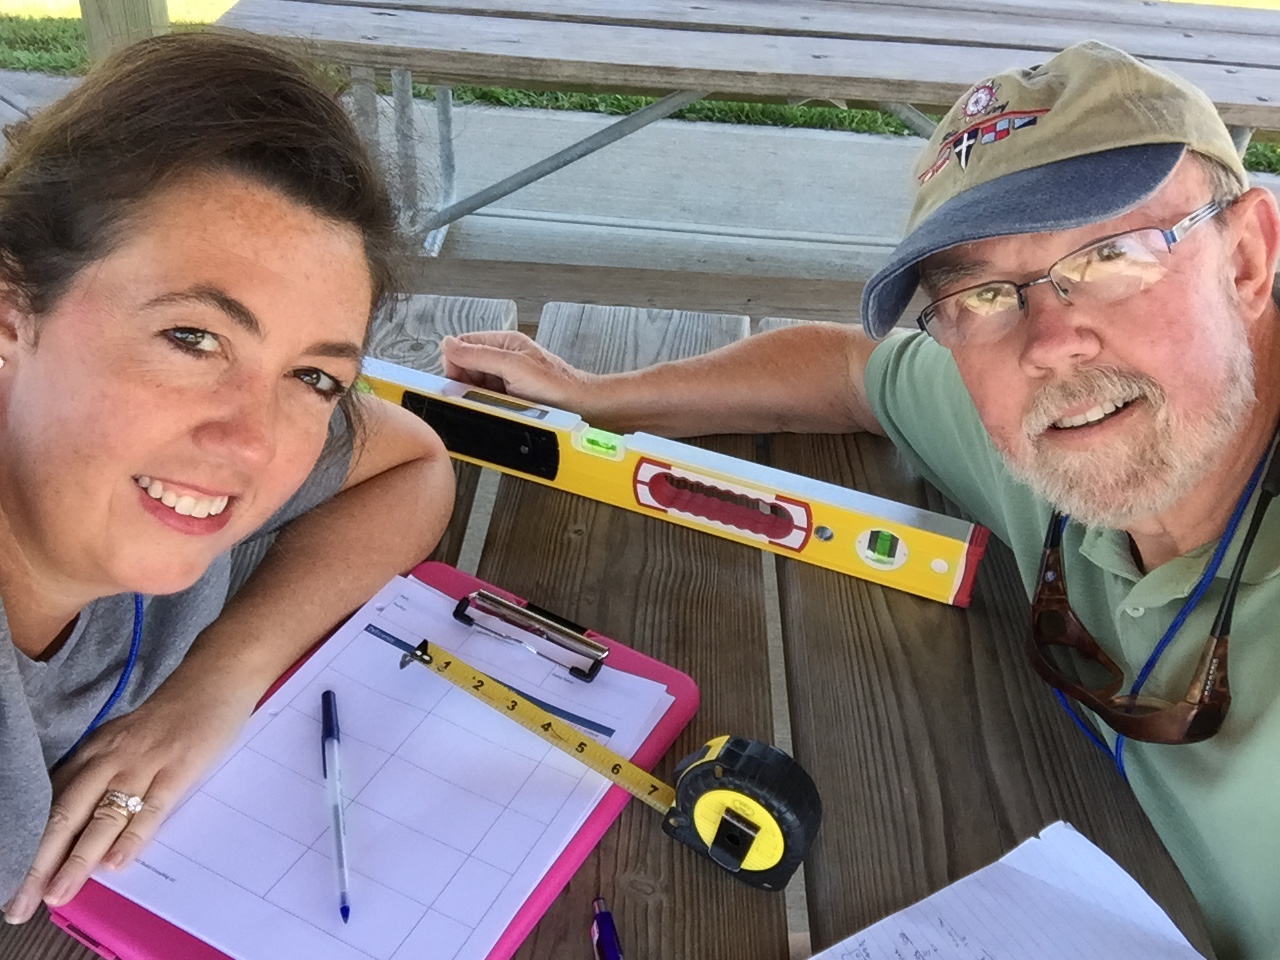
[440, 331, 598, 412]
[2, 676, 256, 923]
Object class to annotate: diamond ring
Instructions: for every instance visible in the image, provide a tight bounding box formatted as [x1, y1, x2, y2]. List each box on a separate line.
[97, 789, 145, 819]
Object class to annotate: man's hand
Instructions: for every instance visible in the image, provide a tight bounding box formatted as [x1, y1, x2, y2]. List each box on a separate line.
[2, 676, 255, 923]
[441, 331, 598, 412]
[442, 323, 883, 439]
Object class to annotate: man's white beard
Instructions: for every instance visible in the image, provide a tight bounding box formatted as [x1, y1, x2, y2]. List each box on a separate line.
[999, 338, 1256, 529]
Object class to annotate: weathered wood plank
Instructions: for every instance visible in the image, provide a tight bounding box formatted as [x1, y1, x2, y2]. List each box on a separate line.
[213, 5, 1280, 129]
[368, 292, 516, 366]
[332, 0, 1280, 36]
[367, 292, 517, 567]
[79, 0, 169, 62]
[0, 906, 97, 960]
[404, 255, 866, 328]
[253, 0, 1280, 71]
[754, 318, 1213, 955]
[470, 303, 790, 960]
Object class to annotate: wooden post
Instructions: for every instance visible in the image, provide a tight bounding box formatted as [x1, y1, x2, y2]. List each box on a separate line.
[79, 0, 169, 63]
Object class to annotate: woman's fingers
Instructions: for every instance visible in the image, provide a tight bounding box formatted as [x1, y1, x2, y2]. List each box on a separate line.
[42, 787, 148, 906]
[1, 775, 150, 922]
[99, 775, 177, 870]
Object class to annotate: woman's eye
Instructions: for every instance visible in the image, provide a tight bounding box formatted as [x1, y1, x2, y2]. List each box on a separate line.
[294, 367, 348, 400]
[165, 328, 219, 353]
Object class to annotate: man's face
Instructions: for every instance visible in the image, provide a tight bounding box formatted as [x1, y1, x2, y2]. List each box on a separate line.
[925, 159, 1255, 528]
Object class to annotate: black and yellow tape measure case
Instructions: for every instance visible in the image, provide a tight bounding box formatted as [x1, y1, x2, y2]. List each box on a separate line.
[664, 736, 822, 890]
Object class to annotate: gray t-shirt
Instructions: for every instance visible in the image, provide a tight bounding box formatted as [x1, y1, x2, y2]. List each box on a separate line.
[0, 412, 354, 904]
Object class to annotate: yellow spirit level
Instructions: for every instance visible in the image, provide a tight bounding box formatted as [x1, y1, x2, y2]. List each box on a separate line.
[361, 358, 989, 606]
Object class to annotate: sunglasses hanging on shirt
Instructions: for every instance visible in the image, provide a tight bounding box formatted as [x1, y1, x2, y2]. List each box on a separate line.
[1027, 421, 1280, 747]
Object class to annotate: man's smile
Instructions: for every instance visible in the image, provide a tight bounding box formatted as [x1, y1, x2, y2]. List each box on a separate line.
[1047, 394, 1143, 432]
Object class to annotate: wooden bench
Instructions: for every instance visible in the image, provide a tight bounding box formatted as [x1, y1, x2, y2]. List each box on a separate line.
[218, 0, 1280, 136]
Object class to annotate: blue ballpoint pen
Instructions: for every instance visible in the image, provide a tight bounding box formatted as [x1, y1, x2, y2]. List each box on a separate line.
[591, 897, 623, 960]
[321, 689, 352, 923]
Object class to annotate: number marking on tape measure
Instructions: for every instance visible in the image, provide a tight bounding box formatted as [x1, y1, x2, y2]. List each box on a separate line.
[402, 642, 676, 813]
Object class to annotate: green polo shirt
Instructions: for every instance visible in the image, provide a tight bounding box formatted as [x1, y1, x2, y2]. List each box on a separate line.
[865, 331, 1280, 960]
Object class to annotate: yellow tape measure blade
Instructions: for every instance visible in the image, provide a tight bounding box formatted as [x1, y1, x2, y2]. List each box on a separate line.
[400, 641, 676, 813]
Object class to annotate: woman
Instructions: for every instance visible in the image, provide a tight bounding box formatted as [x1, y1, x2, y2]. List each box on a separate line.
[0, 33, 454, 920]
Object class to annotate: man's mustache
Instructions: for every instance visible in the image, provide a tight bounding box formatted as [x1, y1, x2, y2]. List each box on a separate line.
[1022, 366, 1163, 438]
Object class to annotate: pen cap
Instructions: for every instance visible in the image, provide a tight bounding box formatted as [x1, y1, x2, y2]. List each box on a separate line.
[322, 689, 340, 742]
[590, 899, 623, 960]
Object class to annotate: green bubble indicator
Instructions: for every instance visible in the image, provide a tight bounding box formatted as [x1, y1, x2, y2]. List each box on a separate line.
[580, 427, 623, 459]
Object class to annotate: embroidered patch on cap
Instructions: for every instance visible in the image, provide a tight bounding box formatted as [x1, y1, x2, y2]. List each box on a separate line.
[919, 109, 1048, 184]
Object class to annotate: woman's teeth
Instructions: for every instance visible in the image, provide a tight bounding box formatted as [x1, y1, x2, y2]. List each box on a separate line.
[135, 476, 229, 518]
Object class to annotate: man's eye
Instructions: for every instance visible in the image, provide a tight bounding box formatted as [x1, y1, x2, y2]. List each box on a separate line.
[957, 285, 1016, 316]
[1090, 241, 1129, 263]
[294, 367, 348, 400]
[165, 328, 219, 353]
[1059, 238, 1147, 283]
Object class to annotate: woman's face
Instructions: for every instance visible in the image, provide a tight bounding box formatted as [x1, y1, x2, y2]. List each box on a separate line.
[0, 170, 372, 599]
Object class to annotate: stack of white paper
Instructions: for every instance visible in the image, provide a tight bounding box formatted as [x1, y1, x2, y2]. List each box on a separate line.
[811, 822, 1204, 960]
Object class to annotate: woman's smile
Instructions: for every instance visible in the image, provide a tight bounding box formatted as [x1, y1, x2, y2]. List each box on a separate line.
[133, 475, 235, 534]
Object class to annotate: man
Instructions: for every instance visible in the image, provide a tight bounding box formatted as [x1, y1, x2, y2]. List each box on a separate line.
[440, 42, 1280, 959]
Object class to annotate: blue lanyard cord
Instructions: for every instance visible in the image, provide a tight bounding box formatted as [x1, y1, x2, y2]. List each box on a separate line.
[55, 593, 145, 769]
[1054, 689, 1112, 754]
[1111, 442, 1271, 778]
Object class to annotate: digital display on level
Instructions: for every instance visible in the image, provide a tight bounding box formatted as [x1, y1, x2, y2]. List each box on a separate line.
[399, 392, 560, 481]
[463, 390, 549, 419]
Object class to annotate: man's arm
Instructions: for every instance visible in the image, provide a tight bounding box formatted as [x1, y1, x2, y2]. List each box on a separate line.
[8, 395, 454, 922]
[440, 322, 886, 437]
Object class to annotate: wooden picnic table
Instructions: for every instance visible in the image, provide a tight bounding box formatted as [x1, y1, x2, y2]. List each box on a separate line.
[0, 297, 1216, 960]
[216, 0, 1280, 136]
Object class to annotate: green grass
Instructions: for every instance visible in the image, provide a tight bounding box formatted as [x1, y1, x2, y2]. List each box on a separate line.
[0, 13, 84, 71]
[0, 13, 1277, 173]
[434, 85, 918, 137]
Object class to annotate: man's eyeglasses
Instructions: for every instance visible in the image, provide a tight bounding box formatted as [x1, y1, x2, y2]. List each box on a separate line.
[1027, 432, 1277, 744]
[918, 200, 1223, 349]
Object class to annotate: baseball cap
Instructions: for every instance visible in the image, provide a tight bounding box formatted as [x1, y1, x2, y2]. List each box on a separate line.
[860, 40, 1248, 339]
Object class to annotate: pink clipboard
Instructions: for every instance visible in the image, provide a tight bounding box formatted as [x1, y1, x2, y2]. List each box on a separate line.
[50, 561, 700, 960]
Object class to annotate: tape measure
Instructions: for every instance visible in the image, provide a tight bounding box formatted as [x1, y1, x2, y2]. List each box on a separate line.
[399, 640, 822, 890]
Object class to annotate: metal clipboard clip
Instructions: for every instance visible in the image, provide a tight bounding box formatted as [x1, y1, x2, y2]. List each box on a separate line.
[452, 590, 608, 681]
